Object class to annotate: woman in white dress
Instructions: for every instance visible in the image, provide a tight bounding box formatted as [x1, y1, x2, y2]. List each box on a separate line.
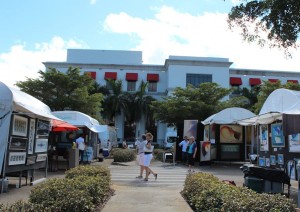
[143, 132, 158, 181]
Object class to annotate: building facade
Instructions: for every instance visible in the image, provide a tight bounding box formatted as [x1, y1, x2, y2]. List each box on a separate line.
[43, 49, 300, 146]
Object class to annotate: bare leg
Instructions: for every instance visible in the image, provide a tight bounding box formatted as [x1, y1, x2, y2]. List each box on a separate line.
[139, 165, 144, 176]
[144, 167, 149, 180]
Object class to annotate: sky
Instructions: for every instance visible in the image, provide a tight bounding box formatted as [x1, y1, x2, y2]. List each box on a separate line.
[1, 0, 300, 87]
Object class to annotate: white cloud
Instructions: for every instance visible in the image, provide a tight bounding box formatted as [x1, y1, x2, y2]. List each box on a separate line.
[90, 0, 97, 5]
[0, 36, 84, 88]
[103, 6, 300, 72]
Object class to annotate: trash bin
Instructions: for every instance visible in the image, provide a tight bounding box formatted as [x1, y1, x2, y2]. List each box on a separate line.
[103, 148, 109, 157]
[244, 176, 264, 193]
[0, 178, 9, 193]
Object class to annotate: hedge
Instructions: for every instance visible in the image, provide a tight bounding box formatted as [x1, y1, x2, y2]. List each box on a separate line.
[113, 148, 136, 162]
[182, 172, 296, 212]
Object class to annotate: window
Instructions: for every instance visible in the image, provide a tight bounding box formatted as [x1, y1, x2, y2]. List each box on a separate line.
[127, 81, 136, 91]
[186, 74, 212, 87]
[148, 82, 157, 92]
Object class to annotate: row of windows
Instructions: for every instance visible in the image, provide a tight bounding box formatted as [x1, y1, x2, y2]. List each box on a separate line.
[106, 81, 158, 92]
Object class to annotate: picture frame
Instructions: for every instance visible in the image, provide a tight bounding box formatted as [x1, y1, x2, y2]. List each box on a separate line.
[8, 152, 26, 165]
[270, 155, 276, 165]
[9, 137, 27, 150]
[26, 155, 36, 165]
[260, 125, 269, 151]
[36, 154, 47, 162]
[259, 157, 266, 167]
[35, 138, 48, 153]
[289, 133, 300, 153]
[278, 154, 284, 165]
[271, 123, 285, 147]
[12, 115, 28, 137]
[220, 125, 243, 143]
[37, 120, 50, 136]
[28, 119, 36, 154]
[265, 158, 270, 167]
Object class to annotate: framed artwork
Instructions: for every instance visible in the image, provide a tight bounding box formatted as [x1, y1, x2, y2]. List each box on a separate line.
[8, 152, 26, 165]
[278, 154, 284, 165]
[259, 157, 265, 167]
[200, 141, 211, 162]
[270, 155, 276, 165]
[36, 154, 47, 162]
[265, 158, 270, 167]
[9, 137, 27, 150]
[184, 120, 198, 139]
[287, 160, 296, 180]
[28, 119, 36, 154]
[26, 155, 36, 165]
[35, 138, 48, 153]
[260, 125, 269, 151]
[12, 115, 28, 137]
[220, 125, 243, 143]
[289, 133, 300, 152]
[203, 125, 209, 141]
[37, 120, 50, 136]
[271, 123, 285, 147]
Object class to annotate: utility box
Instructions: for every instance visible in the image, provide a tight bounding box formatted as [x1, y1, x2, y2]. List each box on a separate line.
[244, 176, 264, 193]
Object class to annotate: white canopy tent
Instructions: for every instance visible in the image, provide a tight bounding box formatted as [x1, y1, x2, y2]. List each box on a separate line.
[201, 107, 256, 125]
[238, 88, 300, 126]
[51, 111, 106, 133]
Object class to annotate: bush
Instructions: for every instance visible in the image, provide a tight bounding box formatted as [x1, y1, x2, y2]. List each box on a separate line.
[113, 148, 136, 162]
[29, 178, 95, 212]
[65, 165, 110, 180]
[182, 172, 296, 212]
[153, 148, 165, 161]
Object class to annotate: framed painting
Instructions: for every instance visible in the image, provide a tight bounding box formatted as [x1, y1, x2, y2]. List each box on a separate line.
[8, 152, 26, 166]
[260, 125, 269, 151]
[271, 123, 285, 147]
[36, 154, 47, 162]
[289, 133, 300, 152]
[12, 115, 28, 137]
[28, 119, 36, 154]
[259, 157, 265, 167]
[220, 125, 243, 143]
[278, 154, 284, 165]
[26, 155, 36, 165]
[270, 155, 276, 165]
[37, 120, 50, 136]
[265, 158, 270, 167]
[9, 137, 27, 150]
[203, 125, 209, 141]
[35, 138, 48, 153]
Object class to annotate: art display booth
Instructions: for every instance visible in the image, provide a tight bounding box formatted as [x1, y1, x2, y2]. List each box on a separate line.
[0, 82, 59, 191]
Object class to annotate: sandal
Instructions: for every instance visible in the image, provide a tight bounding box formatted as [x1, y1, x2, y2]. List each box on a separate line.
[144, 178, 148, 181]
[136, 175, 143, 179]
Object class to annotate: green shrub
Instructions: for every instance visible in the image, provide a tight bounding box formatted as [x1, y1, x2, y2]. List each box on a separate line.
[153, 149, 165, 161]
[113, 148, 136, 162]
[65, 165, 110, 180]
[182, 172, 296, 212]
[29, 178, 94, 212]
[1, 200, 46, 212]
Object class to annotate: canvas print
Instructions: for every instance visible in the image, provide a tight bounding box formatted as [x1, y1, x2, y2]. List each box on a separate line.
[12, 115, 28, 137]
[271, 123, 285, 147]
[287, 160, 296, 180]
[183, 120, 198, 139]
[289, 133, 300, 152]
[203, 125, 209, 141]
[270, 155, 276, 165]
[278, 154, 284, 165]
[220, 125, 243, 143]
[265, 158, 270, 167]
[28, 119, 36, 154]
[37, 120, 50, 136]
[260, 125, 269, 151]
[200, 141, 211, 162]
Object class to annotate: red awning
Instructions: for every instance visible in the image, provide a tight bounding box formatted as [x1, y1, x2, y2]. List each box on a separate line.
[126, 73, 138, 81]
[51, 120, 79, 132]
[287, 80, 298, 84]
[85, 71, 96, 80]
[249, 78, 261, 86]
[268, 79, 278, 83]
[104, 72, 117, 80]
[147, 74, 159, 82]
[230, 77, 242, 85]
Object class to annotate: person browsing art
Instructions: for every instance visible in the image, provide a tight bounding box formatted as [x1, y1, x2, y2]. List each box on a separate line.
[76, 133, 85, 164]
[179, 136, 189, 165]
[187, 136, 197, 173]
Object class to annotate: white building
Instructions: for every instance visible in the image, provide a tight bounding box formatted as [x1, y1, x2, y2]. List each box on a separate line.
[43, 49, 300, 146]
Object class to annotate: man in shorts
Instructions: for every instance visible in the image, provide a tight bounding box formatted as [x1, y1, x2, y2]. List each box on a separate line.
[135, 134, 147, 178]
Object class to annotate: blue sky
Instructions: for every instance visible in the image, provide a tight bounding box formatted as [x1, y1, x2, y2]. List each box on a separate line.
[1, 0, 300, 87]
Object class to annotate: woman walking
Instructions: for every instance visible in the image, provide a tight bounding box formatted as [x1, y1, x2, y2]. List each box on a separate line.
[143, 132, 158, 181]
[187, 136, 197, 173]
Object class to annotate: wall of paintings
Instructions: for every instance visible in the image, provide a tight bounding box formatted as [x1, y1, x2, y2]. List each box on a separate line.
[5, 114, 50, 173]
[258, 122, 300, 175]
